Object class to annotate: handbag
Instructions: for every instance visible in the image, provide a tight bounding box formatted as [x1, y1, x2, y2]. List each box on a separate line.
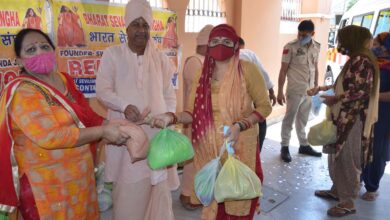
[308, 119, 337, 146]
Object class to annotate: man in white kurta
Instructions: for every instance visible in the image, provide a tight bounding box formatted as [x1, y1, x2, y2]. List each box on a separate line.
[96, 0, 178, 219]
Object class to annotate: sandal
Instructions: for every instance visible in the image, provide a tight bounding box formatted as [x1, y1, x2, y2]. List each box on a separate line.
[314, 190, 339, 201]
[362, 191, 378, 201]
[327, 205, 356, 217]
[179, 194, 202, 210]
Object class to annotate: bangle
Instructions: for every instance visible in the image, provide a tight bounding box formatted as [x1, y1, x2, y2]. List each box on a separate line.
[241, 119, 252, 129]
[233, 122, 244, 132]
[167, 112, 177, 125]
[234, 119, 252, 132]
[183, 110, 193, 119]
[252, 111, 264, 122]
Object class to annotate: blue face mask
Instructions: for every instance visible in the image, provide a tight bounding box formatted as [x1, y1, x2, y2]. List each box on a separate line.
[300, 35, 312, 46]
[371, 47, 385, 57]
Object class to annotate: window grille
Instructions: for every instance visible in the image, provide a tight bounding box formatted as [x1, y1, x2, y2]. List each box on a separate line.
[185, 0, 226, 33]
[109, 0, 167, 8]
[281, 0, 302, 22]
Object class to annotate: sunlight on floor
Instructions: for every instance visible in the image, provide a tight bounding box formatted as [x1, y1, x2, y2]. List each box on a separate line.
[385, 162, 390, 174]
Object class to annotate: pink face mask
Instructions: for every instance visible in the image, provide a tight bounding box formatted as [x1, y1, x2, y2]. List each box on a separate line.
[22, 51, 56, 75]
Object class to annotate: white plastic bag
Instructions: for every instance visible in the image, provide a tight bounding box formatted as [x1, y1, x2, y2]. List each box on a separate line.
[194, 142, 226, 206]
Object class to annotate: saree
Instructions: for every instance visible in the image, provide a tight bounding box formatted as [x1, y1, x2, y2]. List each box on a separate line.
[0, 72, 103, 219]
[57, 12, 86, 47]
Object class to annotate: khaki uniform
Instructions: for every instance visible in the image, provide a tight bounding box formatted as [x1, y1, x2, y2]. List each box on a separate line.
[281, 39, 320, 146]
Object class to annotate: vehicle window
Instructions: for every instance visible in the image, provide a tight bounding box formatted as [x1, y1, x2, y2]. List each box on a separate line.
[361, 14, 373, 29]
[352, 15, 363, 26]
[328, 30, 336, 47]
[339, 19, 348, 28]
[374, 9, 390, 37]
[352, 13, 373, 28]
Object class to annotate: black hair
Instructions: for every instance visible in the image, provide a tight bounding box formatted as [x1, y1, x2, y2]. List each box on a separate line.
[167, 16, 175, 23]
[239, 37, 245, 46]
[60, 5, 71, 13]
[14, 28, 55, 57]
[298, 20, 315, 32]
[25, 8, 37, 18]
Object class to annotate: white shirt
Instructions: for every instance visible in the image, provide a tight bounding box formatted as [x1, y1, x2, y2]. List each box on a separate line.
[240, 48, 274, 90]
[96, 43, 176, 185]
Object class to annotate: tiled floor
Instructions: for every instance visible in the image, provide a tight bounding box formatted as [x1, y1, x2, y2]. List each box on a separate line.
[102, 110, 390, 220]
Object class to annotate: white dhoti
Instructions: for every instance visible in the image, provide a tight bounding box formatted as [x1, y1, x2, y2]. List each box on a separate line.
[112, 179, 174, 220]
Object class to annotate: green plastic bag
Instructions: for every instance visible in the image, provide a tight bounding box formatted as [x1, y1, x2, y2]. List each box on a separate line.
[0, 212, 9, 220]
[147, 128, 194, 170]
[214, 156, 262, 203]
[308, 119, 337, 146]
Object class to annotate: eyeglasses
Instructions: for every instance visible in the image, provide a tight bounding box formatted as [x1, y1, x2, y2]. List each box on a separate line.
[208, 37, 235, 48]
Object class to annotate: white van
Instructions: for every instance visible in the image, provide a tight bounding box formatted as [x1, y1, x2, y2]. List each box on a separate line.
[325, 0, 390, 85]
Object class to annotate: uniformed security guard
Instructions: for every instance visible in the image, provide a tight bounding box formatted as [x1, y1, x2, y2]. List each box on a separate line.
[277, 20, 322, 163]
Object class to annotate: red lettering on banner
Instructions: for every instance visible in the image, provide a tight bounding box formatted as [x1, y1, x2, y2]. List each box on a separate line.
[84, 60, 95, 75]
[151, 20, 164, 31]
[82, 13, 109, 27]
[119, 16, 125, 27]
[96, 15, 102, 26]
[96, 59, 101, 71]
[68, 60, 83, 76]
[67, 59, 100, 76]
[0, 11, 21, 27]
[0, 72, 3, 92]
[109, 15, 125, 28]
[83, 13, 91, 25]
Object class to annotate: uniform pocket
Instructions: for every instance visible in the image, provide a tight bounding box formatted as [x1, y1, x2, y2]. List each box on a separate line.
[312, 53, 318, 63]
[292, 55, 307, 64]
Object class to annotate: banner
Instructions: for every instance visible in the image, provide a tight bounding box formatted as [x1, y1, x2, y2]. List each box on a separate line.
[0, 0, 47, 92]
[52, 0, 179, 97]
[0, 0, 179, 96]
